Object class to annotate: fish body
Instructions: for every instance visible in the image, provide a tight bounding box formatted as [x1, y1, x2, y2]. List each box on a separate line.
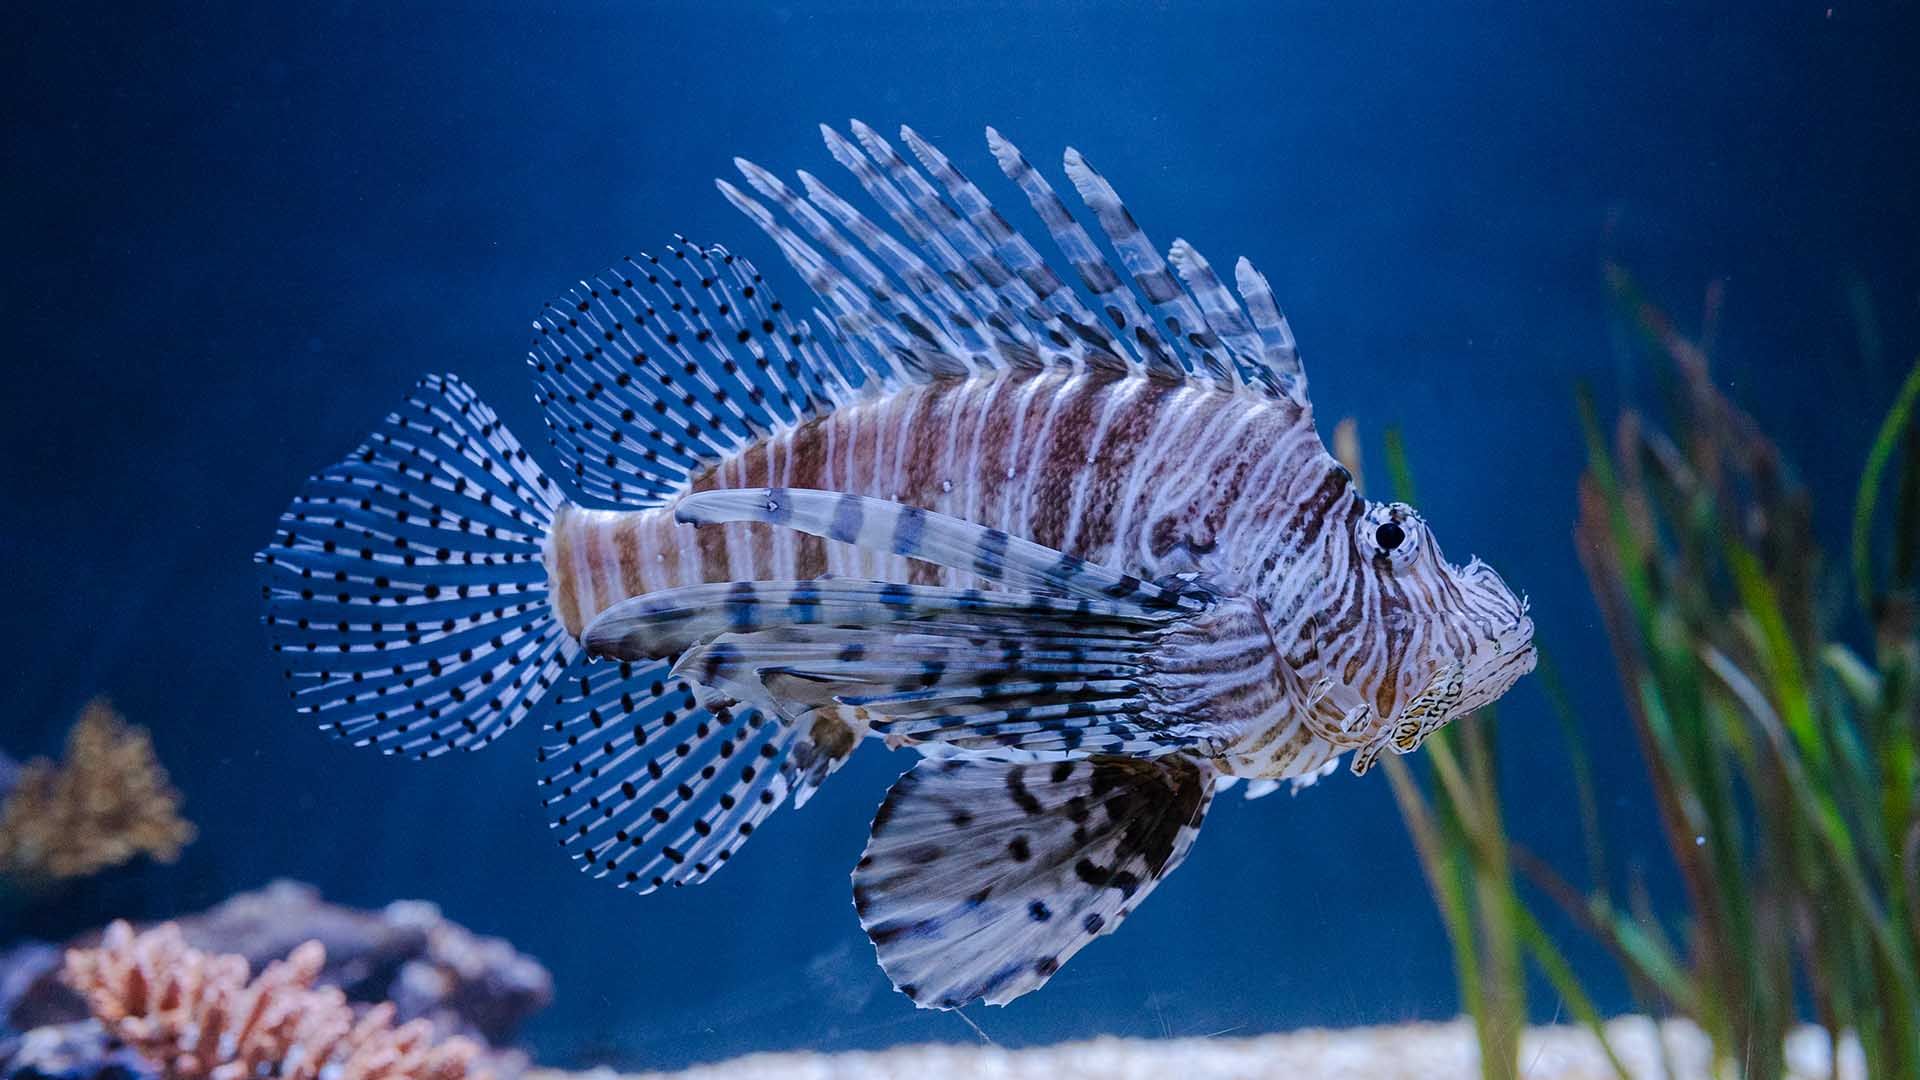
[542, 367, 1362, 780]
[259, 121, 1534, 1010]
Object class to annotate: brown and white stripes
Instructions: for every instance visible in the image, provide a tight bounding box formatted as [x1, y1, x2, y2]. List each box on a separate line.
[538, 364, 1400, 780]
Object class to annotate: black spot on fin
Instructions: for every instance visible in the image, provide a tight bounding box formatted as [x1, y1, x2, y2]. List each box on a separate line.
[256, 374, 572, 758]
[528, 241, 844, 507]
[853, 754, 1214, 1009]
[537, 656, 800, 892]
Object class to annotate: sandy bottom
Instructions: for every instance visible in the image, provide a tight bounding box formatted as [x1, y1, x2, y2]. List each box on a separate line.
[533, 1017, 1865, 1080]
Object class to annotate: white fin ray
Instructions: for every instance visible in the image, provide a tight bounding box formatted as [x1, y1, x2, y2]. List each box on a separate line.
[1233, 256, 1307, 402]
[1061, 148, 1241, 388]
[580, 572, 1217, 760]
[1168, 238, 1280, 397]
[985, 127, 1187, 380]
[716, 178, 917, 393]
[898, 124, 1131, 376]
[582, 579, 1172, 660]
[720, 122, 1313, 400]
[537, 657, 797, 892]
[847, 121, 1049, 364]
[733, 157, 972, 380]
[820, 122, 1008, 343]
[905, 127, 1133, 377]
[793, 168, 999, 369]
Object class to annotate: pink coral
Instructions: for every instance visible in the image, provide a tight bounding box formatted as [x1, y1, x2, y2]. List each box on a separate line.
[63, 919, 489, 1080]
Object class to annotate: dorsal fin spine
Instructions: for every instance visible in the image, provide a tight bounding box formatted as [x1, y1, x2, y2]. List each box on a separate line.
[794, 168, 997, 370]
[716, 121, 1313, 415]
[897, 125, 1117, 375]
[845, 121, 1046, 362]
[1168, 238, 1269, 394]
[735, 157, 967, 369]
[1061, 148, 1239, 388]
[916, 127, 1133, 376]
[716, 178, 912, 390]
[1232, 256, 1306, 402]
[983, 128, 1180, 380]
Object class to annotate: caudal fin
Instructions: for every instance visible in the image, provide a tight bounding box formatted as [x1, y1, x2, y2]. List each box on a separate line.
[257, 374, 577, 758]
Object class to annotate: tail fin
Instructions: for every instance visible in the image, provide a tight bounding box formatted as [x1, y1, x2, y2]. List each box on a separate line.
[257, 374, 577, 758]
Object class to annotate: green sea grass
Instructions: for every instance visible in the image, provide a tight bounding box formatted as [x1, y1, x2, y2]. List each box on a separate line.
[1378, 268, 1918, 1077]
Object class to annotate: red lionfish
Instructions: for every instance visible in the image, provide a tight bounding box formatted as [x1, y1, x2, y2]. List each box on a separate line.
[259, 121, 1535, 1010]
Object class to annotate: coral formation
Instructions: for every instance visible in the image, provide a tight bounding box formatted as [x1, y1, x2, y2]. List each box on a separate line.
[2, 881, 550, 1055]
[0, 699, 194, 883]
[62, 919, 489, 1080]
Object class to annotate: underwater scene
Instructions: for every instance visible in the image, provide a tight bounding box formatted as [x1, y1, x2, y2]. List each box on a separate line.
[5, 4, 1918, 1078]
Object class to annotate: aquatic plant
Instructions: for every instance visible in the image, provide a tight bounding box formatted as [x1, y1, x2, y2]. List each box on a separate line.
[1530, 266, 1920, 1078]
[0, 698, 196, 884]
[63, 919, 491, 1080]
[1353, 266, 1920, 1077]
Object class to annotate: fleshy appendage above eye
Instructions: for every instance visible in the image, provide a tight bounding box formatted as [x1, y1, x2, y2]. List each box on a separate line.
[1358, 501, 1425, 565]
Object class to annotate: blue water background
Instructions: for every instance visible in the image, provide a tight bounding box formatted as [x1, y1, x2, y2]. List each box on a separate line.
[5, 2, 1917, 1070]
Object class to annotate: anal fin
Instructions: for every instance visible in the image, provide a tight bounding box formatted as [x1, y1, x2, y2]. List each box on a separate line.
[536, 656, 797, 892]
[853, 754, 1214, 1008]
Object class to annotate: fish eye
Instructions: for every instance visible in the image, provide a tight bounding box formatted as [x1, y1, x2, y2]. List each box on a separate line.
[1375, 521, 1406, 552]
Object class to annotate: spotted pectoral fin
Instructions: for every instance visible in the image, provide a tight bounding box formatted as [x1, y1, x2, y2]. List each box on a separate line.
[589, 586, 1230, 760]
[853, 754, 1214, 1009]
[584, 492, 1281, 761]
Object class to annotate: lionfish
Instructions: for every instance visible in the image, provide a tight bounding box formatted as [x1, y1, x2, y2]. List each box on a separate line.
[259, 121, 1535, 1009]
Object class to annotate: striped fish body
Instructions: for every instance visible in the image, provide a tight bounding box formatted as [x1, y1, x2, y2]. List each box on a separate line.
[261, 121, 1535, 1011]
[544, 367, 1359, 782]
[547, 367, 1321, 626]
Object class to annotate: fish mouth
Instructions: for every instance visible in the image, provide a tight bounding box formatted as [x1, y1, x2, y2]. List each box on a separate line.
[1453, 614, 1537, 717]
[1344, 628, 1536, 777]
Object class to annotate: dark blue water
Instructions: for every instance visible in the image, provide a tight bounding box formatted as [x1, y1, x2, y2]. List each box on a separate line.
[5, 2, 1916, 1070]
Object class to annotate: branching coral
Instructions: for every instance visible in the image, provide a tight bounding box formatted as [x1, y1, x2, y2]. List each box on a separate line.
[0, 697, 196, 882]
[64, 919, 491, 1080]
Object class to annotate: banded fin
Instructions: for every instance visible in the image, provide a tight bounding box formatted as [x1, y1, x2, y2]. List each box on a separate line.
[580, 579, 1175, 660]
[536, 657, 797, 891]
[257, 374, 574, 758]
[730, 158, 972, 382]
[793, 163, 1002, 371]
[845, 121, 1051, 370]
[671, 487, 1208, 610]
[853, 755, 1214, 1008]
[725, 122, 1314, 401]
[528, 241, 843, 507]
[1061, 148, 1239, 388]
[584, 581, 1213, 760]
[1233, 256, 1306, 402]
[582, 492, 1290, 760]
[1168, 239, 1275, 397]
[719, 631, 1207, 759]
[985, 127, 1185, 380]
[899, 125, 1132, 377]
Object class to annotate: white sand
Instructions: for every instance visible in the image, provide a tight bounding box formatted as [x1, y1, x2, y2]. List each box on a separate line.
[533, 1017, 1865, 1080]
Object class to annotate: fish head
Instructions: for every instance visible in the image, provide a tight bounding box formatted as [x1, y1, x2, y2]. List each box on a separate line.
[1347, 499, 1536, 728]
